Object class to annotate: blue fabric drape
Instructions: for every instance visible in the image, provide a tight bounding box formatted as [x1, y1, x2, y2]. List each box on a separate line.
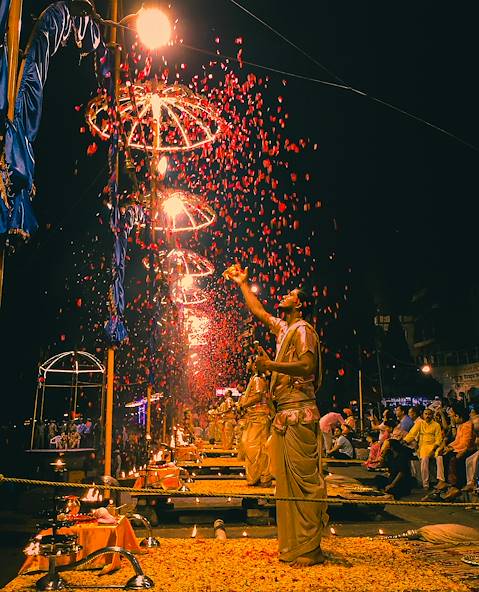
[0, 0, 10, 234]
[0, 0, 9, 126]
[98, 44, 145, 344]
[2, 1, 102, 237]
[104, 202, 144, 343]
[0, 1, 143, 344]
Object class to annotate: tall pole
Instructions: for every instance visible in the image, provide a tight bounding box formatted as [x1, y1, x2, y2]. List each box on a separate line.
[104, 347, 115, 477]
[376, 348, 384, 400]
[0, 0, 23, 308]
[104, 0, 120, 479]
[146, 383, 152, 439]
[146, 146, 158, 444]
[358, 368, 364, 434]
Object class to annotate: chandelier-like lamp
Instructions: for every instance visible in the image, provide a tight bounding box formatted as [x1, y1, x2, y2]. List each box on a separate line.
[87, 82, 221, 153]
[87, 77, 221, 442]
[152, 189, 216, 233]
[143, 248, 215, 277]
[167, 284, 208, 306]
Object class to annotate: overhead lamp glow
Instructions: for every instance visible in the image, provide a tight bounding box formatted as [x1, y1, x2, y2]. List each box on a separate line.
[157, 155, 168, 178]
[163, 196, 184, 220]
[136, 7, 171, 49]
[180, 275, 194, 289]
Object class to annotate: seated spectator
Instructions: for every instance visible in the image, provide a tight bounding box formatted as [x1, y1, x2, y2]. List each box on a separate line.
[327, 426, 354, 460]
[377, 406, 413, 462]
[343, 408, 357, 433]
[405, 406, 422, 452]
[68, 429, 80, 449]
[363, 430, 382, 470]
[369, 409, 396, 444]
[393, 405, 414, 437]
[433, 419, 454, 491]
[427, 396, 443, 413]
[320, 411, 345, 452]
[463, 405, 479, 492]
[437, 404, 475, 500]
[408, 406, 422, 426]
[376, 439, 414, 499]
[404, 408, 442, 489]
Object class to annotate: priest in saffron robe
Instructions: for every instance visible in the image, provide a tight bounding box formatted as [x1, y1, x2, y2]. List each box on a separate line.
[225, 264, 327, 567]
[218, 390, 236, 450]
[238, 360, 273, 486]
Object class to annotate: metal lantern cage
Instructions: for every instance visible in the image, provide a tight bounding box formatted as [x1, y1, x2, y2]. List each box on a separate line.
[30, 351, 105, 450]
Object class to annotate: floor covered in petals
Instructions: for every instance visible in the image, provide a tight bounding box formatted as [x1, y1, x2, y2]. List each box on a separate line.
[4, 537, 473, 592]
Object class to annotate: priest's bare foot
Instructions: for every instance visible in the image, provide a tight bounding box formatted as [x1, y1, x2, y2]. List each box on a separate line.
[290, 550, 326, 568]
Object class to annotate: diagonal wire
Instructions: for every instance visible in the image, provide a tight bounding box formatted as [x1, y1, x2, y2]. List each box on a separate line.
[228, 0, 349, 86]
[225, 0, 478, 151]
[182, 42, 478, 151]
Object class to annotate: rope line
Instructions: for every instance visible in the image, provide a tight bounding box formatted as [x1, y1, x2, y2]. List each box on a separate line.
[1, 475, 477, 508]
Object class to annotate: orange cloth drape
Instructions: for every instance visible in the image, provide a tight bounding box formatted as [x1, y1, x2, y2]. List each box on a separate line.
[133, 466, 180, 490]
[19, 516, 141, 576]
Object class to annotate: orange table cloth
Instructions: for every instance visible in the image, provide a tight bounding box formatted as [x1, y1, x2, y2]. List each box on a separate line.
[174, 446, 199, 462]
[20, 516, 141, 576]
[133, 465, 180, 490]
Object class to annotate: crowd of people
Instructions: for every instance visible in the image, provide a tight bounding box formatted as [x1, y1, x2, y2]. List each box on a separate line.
[31, 417, 98, 450]
[361, 401, 479, 499]
[28, 397, 479, 504]
[292, 400, 479, 501]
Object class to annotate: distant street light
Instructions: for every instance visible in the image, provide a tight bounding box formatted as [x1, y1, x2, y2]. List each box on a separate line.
[421, 364, 432, 374]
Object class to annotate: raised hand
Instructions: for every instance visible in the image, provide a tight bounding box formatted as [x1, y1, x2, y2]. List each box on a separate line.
[224, 263, 248, 285]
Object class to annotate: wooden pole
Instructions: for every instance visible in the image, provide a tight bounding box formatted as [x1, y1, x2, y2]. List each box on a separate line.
[104, 347, 115, 478]
[358, 368, 364, 433]
[6, 0, 22, 122]
[146, 383, 152, 439]
[103, 0, 120, 481]
[0, 0, 23, 308]
[30, 382, 40, 450]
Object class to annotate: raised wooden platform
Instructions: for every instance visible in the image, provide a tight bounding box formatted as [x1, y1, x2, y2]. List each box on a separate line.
[129, 472, 392, 525]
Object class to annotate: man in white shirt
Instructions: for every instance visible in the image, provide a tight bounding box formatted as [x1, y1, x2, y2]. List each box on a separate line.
[319, 412, 345, 452]
[327, 426, 354, 460]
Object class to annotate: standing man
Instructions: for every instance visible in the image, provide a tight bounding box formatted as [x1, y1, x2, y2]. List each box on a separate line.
[225, 264, 327, 567]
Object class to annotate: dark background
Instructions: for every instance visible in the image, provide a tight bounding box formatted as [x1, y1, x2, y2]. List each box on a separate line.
[1, 1, 478, 420]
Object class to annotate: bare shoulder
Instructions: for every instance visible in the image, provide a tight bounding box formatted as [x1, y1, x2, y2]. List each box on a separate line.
[268, 315, 287, 335]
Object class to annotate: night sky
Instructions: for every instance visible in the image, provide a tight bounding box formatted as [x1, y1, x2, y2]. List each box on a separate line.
[0, 1, 478, 420]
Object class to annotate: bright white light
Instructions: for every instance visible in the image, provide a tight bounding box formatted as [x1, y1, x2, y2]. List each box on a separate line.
[163, 196, 184, 219]
[421, 364, 432, 374]
[136, 7, 171, 49]
[150, 94, 162, 121]
[180, 275, 194, 289]
[157, 156, 168, 178]
[251, 284, 259, 294]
